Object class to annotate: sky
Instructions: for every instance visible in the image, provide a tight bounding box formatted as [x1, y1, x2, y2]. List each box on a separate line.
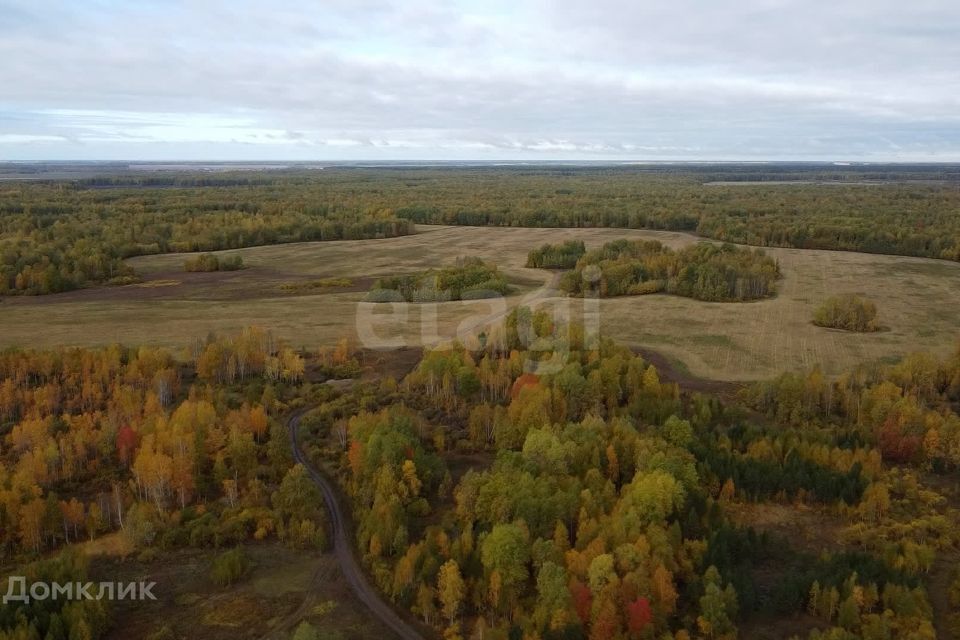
[1, 0, 959, 161]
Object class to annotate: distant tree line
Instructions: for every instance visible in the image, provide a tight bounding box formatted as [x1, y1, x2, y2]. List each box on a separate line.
[0, 180, 413, 296]
[5, 168, 960, 296]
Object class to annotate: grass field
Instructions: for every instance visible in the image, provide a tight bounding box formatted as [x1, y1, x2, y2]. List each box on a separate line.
[2, 225, 959, 381]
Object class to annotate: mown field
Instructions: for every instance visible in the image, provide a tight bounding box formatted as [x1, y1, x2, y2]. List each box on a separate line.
[2, 225, 959, 381]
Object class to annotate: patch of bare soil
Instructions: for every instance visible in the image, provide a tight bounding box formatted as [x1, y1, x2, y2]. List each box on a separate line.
[738, 612, 825, 640]
[725, 502, 848, 556]
[357, 347, 423, 382]
[1, 269, 376, 305]
[632, 346, 746, 397]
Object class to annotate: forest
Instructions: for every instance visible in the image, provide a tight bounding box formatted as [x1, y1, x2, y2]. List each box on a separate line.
[293, 309, 958, 640]
[0, 315, 957, 638]
[367, 258, 512, 302]
[0, 180, 413, 295]
[3, 165, 960, 296]
[0, 328, 333, 638]
[553, 239, 780, 301]
[2, 164, 960, 639]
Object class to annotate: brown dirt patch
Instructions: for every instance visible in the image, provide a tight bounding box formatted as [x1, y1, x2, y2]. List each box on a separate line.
[633, 346, 746, 397]
[725, 502, 848, 556]
[1, 269, 376, 305]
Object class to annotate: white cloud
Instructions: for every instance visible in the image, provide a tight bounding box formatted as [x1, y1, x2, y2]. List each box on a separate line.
[0, 0, 958, 159]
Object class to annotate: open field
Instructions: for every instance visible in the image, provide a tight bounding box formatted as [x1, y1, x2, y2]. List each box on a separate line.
[2, 224, 959, 381]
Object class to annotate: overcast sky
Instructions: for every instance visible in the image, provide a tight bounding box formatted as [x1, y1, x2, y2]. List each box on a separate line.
[1, 0, 959, 161]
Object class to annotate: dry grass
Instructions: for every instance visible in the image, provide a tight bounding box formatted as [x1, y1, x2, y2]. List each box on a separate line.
[2, 225, 959, 381]
[81, 531, 135, 558]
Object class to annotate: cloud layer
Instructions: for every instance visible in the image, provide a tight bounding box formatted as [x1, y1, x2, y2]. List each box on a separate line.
[1, 0, 958, 160]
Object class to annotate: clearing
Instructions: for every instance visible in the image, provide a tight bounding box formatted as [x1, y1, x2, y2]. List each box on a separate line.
[2, 225, 959, 381]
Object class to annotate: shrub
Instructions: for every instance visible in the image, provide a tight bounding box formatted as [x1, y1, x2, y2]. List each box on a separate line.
[210, 546, 249, 587]
[184, 253, 243, 272]
[367, 258, 511, 303]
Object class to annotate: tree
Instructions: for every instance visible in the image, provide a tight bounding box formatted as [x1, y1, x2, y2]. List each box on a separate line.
[626, 597, 652, 637]
[437, 560, 465, 624]
[272, 464, 323, 523]
[697, 566, 738, 639]
[480, 523, 531, 594]
[19, 497, 46, 553]
[291, 621, 321, 640]
[535, 561, 571, 628]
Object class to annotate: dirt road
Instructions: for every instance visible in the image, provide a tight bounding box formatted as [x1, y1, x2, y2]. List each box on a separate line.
[286, 410, 428, 640]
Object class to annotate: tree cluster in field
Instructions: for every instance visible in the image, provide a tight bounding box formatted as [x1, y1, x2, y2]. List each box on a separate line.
[526, 240, 586, 269]
[183, 252, 244, 272]
[366, 257, 511, 302]
[813, 294, 880, 332]
[0, 180, 413, 295]
[555, 239, 780, 301]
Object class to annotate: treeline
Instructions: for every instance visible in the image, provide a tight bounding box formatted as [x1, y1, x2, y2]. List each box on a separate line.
[0, 180, 413, 295]
[747, 349, 960, 468]
[369, 168, 960, 261]
[367, 257, 511, 302]
[556, 239, 780, 301]
[297, 307, 951, 639]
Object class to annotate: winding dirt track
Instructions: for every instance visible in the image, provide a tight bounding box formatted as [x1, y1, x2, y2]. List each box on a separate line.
[287, 410, 428, 640]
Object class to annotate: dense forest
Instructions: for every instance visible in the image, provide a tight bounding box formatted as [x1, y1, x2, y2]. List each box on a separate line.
[367, 258, 511, 302]
[553, 239, 780, 301]
[0, 328, 335, 638]
[293, 309, 958, 640]
[0, 180, 413, 295]
[3, 166, 959, 296]
[1, 317, 958, 638]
